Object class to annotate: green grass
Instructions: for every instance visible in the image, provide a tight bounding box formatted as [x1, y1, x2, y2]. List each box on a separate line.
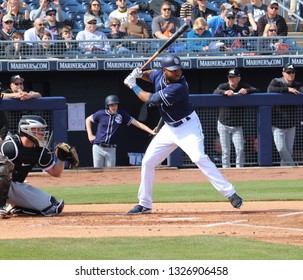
[1, 180, 302, 260]
[43, 180, 303, 205]
[0, 236, 302, 260]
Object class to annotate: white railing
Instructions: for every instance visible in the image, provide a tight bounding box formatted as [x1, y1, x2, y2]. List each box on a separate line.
[1, 36, 303, 60]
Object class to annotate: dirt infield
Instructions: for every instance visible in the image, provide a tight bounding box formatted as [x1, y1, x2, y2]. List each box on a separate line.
[1, 167, 303, 246]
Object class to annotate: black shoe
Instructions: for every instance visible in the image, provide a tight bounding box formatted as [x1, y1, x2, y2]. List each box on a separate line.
[127, 204, 152, 215]
[228, 193, 243, 208]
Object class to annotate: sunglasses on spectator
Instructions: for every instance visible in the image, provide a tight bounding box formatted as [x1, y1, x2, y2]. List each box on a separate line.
[270, 6, 279, 10]
[88, 21, 97, 24]
[227, 16, 235, 19]
[111, 24, 120, 27]
[14, 82, 23, 86]
[4, 21, 14, 24]
[47, 13, 56, 16]
[162, 8, 171, 11]
[268, 29, 277, 32]
[118, 0, 126, 2]
[286, 71, 295, 74]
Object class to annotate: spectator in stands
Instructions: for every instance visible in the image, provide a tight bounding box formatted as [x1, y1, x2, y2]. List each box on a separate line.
[244, 0, 267, 36]
[84, 0, 109, 30]
[120, 8, 149, 38]
[0, 14, 15, 40]
[260, 23, 280, 54]
[187, 17, 212, 52]
[3, 0, 32, 30]
[267, 63, 303, 166]
[151, 1, 180, 39]
[108, 0, 128, 24]
[30, 0, 65, 23]
[44, 8, 62, 40]
[180, 0, 198, 25]
[120, 8, 150, 52]
[0, 14, 16, 54]
[213, 68, 260, 168]
[207, 2, 232, 36]
[107, 17, 133, 54]
[214, 9, 246, 50]
[24, 18, 54, 45]
[37, 30, 56, 56]
[235, 11, 249, 37]
[257, 0, 287, 36]
[130, 0, 181, 18]
[57, 25, 80, 56]
[191, 0, 217, 23]
[5, 31, 31, 58]
[76, 15, 111, 55]
[1, 75, 41, 100]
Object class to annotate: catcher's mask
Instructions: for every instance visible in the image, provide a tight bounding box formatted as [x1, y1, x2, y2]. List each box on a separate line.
[105, 95, 119, 109]
[18, 115, 50, 148]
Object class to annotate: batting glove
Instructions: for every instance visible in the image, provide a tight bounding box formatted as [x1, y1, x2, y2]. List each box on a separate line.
[131, 67, 143, 79]
[124, 74, 137, 89]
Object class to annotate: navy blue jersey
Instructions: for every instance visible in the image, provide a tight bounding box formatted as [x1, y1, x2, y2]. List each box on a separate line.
[1, 135, 54, 183]
[91, 109, 133, 144]
[147, 70, 193, 123]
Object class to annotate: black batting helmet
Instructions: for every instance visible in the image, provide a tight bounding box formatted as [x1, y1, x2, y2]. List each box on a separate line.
[105, 95, 119, 108]
[161, 54, 182, 71]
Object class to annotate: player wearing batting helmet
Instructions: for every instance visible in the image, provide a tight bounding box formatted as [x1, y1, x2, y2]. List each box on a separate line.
[85, 95, 156, 168]
[124, 54, 243, 214]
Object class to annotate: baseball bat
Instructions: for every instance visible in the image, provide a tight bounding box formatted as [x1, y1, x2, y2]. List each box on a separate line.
[138, 23, 190, 122]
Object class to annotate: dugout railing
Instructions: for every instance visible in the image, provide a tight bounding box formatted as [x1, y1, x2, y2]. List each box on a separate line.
[168, 93, 303, 168]
[0, 97, 67, 152]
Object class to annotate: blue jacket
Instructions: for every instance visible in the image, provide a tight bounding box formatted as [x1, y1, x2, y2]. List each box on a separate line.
[187, 29, 212, 52]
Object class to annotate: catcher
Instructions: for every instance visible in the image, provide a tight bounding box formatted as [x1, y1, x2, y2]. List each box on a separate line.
[0, 115, 79, 218]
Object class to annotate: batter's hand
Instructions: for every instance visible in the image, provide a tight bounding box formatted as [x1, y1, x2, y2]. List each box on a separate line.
[131, 68, 143, 79]
[124, 74, 137, 89]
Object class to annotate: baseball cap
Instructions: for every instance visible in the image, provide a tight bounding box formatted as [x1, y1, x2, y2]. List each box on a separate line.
[45, 8, 57, 15]
[269, 0, 279, 6]
[283, 63, 296, 73]
[236, 11, 248, 19]
[10, 75, 24, 83]
[227, 68, 240, 77]
[226, 9, 235, 18]
[162, 54, 182, 71]
[3, 14, 14, 23]
[84, 15, 97, 24]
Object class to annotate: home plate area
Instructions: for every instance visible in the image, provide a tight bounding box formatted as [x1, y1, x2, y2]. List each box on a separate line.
[2, 201, 302, 246]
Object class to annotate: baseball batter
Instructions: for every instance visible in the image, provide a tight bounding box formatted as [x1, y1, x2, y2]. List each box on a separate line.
[124, 54, 243, 214]
[0, 115, 65, 217]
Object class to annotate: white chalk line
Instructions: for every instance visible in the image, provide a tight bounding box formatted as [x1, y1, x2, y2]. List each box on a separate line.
[277, 212, 303, 217]
[233, 223, 303, 232]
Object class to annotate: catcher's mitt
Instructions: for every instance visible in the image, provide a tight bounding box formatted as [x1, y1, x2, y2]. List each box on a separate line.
[55, 143, 79, 168]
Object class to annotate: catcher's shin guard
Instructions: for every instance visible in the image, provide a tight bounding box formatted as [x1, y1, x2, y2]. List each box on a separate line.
[41, 196, 64, 216]
[0, 156, 14, 209]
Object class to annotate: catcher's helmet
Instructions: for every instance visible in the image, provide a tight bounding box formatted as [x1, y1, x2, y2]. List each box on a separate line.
[161, 54, 182, 71]
[18, 115, 50, 147]
[105, 95, 119, 108]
